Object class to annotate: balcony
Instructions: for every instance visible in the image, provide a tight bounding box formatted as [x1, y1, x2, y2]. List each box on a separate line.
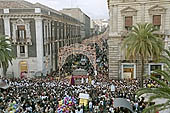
[12, 37, 32, 45]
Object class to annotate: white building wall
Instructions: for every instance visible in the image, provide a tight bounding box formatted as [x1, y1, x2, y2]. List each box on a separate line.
[6, 58, 38, 78]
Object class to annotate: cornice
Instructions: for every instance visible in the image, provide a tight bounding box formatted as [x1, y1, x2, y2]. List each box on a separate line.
[108, 0, 170, 7]
[0, 14, 41, 18]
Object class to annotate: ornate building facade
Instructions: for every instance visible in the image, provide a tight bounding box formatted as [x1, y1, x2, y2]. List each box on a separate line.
[107, 0, 170, 79]
[0, 0, 81, 77]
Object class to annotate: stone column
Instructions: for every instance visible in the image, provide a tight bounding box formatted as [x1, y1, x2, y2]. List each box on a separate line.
[3, 17, 11, 37]
[52, 42, 56, 71]
[35, 17, 44, 72]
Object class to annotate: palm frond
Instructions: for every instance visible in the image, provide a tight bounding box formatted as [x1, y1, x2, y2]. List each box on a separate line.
[0, 35, 15, 76]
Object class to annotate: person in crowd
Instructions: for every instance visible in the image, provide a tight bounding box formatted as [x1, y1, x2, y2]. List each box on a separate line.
[0, 76, 164, 113]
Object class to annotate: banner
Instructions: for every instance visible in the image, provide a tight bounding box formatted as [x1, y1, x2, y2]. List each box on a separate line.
[79, 93, 89, 99]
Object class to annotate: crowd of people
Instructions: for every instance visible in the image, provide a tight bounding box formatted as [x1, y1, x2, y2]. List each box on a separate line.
[0, 75, 163, 113]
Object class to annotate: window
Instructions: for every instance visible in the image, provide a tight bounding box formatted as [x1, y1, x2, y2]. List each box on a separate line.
[150, 64, 163, 79]
[43, 45, 46, 56]
[125, 16, 133, 31]
[20, 46, 25, 53]
[48, 44, 50, 55]
[45, 25, 48, 41]
[153, 15, 161, 30]
[151, 65, 161, 71]
[17, 25, 26, 41]
[59, 23, 62, 40]
[59, 41, 62, 47]
[122, 63, 136, 79]
[57, 26, 59, 40]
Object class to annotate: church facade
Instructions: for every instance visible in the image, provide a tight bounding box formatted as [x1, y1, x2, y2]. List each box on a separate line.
[107, 0, 170, 79]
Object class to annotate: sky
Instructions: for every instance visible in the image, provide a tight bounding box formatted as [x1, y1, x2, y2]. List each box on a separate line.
[25, 0, 109, 19]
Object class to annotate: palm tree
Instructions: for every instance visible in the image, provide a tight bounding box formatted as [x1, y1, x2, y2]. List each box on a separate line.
[122, 23, 163, 87]
[0, 35, 15, 77]
[137, 49, 170, 113]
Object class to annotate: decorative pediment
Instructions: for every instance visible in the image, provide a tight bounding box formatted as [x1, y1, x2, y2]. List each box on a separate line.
[121, 7, 137, 16]
[16, 18, 24, 24]
[149, 5, 166, 15]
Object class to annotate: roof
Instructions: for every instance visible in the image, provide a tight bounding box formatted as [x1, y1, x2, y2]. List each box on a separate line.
[0, 0, 80, 23]
[62, 8, 82, 12]
[0, 0, 34, 8]
[34, 3, 62, 15]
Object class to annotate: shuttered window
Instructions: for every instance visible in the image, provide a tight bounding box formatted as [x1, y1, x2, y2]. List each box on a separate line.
[153, 15, 161, 25]
[125, 16, 133, 27]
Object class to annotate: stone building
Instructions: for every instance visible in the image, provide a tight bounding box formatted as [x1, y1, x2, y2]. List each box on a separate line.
[0, 0, 81, 77]
[90, 19, 99, 36]
[107, 0, 170, 79]
[60, 8, 91, 40]
[93, 19, 109, 33]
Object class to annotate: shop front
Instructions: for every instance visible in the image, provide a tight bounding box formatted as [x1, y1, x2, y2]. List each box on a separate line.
[148, 63, 163, 79]
[121, 63, 136, 79]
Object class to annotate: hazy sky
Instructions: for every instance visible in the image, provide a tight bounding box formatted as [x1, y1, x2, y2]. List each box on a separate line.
[25, 0, 109, 19]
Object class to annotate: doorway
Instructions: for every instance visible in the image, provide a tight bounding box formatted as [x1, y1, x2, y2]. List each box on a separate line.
[20, 61, 28, 73]
[121, 63, 136, 79]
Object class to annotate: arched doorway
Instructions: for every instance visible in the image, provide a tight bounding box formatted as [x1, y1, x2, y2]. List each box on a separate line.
[58, 44, 96, 72]
[60, 54, 94, 76]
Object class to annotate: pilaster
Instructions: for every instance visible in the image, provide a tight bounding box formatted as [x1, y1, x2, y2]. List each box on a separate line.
[141, 3, 145, 23]
[109, 6, 113, 35]
[35, 17, 44, 72]
[3, 17, 11, 37]
[113, 5, 118, 33]
[109, 5, 119, 37]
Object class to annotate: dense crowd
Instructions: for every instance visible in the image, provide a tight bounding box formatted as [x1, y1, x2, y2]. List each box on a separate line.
[0, 76, 163, 113]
